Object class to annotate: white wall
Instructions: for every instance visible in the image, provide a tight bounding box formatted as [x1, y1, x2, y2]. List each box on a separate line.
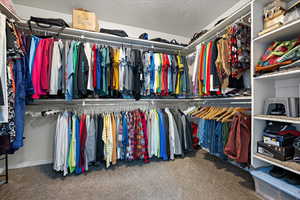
[6, 115, 57, 168]
[14, 4, 189, 44]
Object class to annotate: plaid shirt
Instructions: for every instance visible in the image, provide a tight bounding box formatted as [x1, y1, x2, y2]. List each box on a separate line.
[132, 111, 145, 160]
[140, 111, 149, 163]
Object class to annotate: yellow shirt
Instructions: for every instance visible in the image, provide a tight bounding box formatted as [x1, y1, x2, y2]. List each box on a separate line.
[111, 114, 117, 165]
[102, 114, 113, 168]
[175, 56, 184, 94]
[154, 53, 160, 93]
[112, 48, 120, 91]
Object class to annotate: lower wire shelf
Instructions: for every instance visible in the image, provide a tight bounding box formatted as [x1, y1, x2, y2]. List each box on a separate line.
[254, 153, 300, 175]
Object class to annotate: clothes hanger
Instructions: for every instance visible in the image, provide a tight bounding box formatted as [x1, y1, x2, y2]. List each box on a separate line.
[216, 107, 235, 122]
[190, 107, 204, 117]
[211, 107, 229, 120]
[195, 107, 212, 118]
[195, 107, 211, 118]
[205, 107, 224, 120]
[202, 107, 218, 120]
[221, 107, 250, 123]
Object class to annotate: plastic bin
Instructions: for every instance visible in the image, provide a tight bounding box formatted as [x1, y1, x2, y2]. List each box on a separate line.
[251, 167, 300, 200]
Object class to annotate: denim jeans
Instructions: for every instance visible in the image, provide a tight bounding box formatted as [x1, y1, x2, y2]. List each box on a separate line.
[215, 122, 226, 158]
[12, 58, 26, 150]
[198, 119, 206, 148]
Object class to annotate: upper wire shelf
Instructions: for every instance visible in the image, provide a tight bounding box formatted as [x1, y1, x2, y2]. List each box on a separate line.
[0, 3, 21, 22]
[182, 1, 251, 54]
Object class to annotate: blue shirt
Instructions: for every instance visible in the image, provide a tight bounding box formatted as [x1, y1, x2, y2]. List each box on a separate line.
[65, 42, 75, 101]
[122, 113, 128, 160]
[29, 36, 40, 75]
[158, 110, 168, 160]
[96, 48, 102, 93]
[149, 52, 155, 94]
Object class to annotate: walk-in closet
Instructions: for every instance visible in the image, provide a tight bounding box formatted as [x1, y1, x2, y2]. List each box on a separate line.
[0, 0, 299, 199]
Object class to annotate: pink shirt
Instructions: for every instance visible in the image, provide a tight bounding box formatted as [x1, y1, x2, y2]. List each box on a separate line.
[32, 39, 46, 99]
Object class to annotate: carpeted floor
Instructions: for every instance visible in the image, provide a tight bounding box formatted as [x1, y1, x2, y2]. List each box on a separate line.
[0, 150, 260, 200]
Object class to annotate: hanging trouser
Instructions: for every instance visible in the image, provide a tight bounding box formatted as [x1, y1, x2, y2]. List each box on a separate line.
[11, 58, 26, 150]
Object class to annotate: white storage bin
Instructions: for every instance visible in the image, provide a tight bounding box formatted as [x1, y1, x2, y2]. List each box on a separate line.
[251, 167, 300, 200]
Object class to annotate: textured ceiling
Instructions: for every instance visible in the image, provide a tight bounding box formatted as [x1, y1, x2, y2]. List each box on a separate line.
[13, 0, 240, 37]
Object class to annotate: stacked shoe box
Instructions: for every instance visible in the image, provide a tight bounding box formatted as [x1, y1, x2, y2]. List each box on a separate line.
[257, 121, 299, 161]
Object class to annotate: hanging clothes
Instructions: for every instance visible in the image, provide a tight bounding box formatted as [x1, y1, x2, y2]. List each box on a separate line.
[53, 108, 194, 176]
[194, 106, 251, 164]
[22, 33, 192, 101]
[191, 23, 250, 97]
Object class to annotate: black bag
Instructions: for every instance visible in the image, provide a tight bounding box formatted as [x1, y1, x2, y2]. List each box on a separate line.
[100, 28, 128, 37]
[139, 33, 148, 40]
[189, 30, 208, 44]
[28, 16, 69, 32]
[150, 38, 169, 44]
[264, 121, 296, 134]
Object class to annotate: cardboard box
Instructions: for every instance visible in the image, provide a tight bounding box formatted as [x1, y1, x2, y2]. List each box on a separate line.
[72, 8, 99, 32]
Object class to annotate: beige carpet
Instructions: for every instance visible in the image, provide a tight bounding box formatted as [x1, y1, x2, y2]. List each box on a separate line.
[0, 150, 260, 200]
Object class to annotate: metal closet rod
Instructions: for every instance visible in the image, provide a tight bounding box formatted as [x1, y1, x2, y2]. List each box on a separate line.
[17, 25, 183, 55]
[27, 102, 197, 114]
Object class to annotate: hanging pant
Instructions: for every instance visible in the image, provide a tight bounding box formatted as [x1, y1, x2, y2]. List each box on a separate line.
[11, 58, 26, 150]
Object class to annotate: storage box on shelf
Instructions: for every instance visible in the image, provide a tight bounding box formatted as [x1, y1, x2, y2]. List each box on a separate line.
[72, 8, 99, 32]
[254, 0, 300, 43]
[251, 167, 300, 200]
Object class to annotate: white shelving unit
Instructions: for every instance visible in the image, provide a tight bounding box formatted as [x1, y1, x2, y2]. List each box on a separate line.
[252, 0, 300, 176]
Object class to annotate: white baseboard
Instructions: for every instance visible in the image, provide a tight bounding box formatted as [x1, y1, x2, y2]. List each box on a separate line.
[9, 160, 53, 169]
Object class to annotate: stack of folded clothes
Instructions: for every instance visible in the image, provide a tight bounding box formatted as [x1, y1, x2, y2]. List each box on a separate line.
[255, 37, 300, 74]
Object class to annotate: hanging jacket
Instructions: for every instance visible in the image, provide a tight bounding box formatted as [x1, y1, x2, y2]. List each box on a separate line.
[131, 49, 143, 100]
[77, 43, 89, 98]
[96, 114, 104, 162]
[224, 112, 251, 163]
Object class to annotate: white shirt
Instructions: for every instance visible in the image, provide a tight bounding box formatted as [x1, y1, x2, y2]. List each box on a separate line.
[165, 108, 175, 160]
[0, 13, 8, 123]
[49, 40, 62, 95]
[85, 43, 94, 91]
